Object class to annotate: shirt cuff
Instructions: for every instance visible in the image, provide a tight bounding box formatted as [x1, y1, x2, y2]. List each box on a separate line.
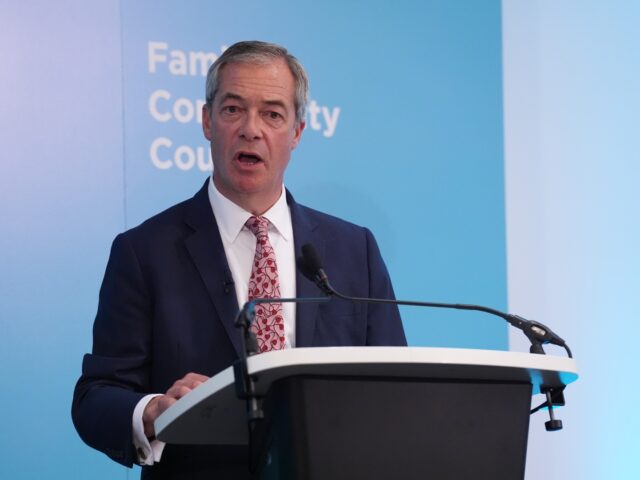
[132, 393, 166, 465]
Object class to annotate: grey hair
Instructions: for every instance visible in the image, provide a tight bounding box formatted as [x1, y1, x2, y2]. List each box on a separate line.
[205, 40, 309, 124]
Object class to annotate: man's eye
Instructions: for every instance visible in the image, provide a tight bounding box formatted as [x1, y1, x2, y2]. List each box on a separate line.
[267, 111, 282, 120]
[223, 106, 238, 114]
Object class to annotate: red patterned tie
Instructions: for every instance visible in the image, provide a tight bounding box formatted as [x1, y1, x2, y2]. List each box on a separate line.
[246, 216, 285, 352]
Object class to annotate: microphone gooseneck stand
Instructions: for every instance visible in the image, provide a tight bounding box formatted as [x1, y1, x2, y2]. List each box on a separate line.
[298, 243, 573, 431]
[233, 239, 574, 466]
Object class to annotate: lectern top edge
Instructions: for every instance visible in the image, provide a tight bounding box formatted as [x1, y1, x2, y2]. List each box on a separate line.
[246, 346, 578, 378]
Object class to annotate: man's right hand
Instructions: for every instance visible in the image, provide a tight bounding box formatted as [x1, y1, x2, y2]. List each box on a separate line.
[142, 372, 209, 439]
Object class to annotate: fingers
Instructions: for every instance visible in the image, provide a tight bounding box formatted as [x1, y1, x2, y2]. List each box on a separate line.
[141, 372, 209, 438]
[154, 394, 178, 413]
[165, 372, 208, 400]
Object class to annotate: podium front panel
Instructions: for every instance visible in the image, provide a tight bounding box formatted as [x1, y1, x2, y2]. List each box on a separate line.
[254, 375, 532, 480]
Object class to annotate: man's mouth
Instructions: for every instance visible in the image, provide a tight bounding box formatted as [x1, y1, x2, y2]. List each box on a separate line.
[236, 152, 263, 165]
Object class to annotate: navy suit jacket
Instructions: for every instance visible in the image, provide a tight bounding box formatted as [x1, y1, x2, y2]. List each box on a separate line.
[72, 181, 406, 477]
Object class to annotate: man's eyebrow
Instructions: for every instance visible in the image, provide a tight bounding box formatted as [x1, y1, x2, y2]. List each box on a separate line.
[218, 92, 289, 111]
[263, 99, 287, 110]
[219, 92, 244, 103]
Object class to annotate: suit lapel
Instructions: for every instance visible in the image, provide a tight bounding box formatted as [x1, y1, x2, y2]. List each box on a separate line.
[288, 191, 323, 347]
[183, 182, 243, 357]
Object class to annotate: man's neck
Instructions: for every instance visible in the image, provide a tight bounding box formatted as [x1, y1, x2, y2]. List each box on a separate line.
[212, 178, 282, 216]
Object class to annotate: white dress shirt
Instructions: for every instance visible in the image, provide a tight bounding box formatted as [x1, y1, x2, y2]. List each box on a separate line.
[132, 177, 297, 465]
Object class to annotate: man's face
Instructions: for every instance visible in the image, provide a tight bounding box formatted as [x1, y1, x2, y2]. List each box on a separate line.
[202, 59, 305, 214]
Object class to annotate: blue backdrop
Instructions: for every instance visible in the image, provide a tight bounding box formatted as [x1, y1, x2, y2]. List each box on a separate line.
[1, 1, 506, 478]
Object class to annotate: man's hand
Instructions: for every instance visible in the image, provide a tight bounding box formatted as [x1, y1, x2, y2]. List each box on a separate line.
[142, 372, 209, 439]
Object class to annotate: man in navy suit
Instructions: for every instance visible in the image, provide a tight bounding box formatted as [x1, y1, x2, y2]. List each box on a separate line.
[72, 41, 406, 479]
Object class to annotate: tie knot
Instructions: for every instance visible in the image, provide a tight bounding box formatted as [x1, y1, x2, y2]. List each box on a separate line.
[246, 216, 270, 238]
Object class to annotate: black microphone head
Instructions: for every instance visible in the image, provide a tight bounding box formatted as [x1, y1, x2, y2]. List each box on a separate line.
[297, 244, 321, 282]
[297, 244, 333, 296]
[296, 255, 315, 282]
[301, 243, 324, 273]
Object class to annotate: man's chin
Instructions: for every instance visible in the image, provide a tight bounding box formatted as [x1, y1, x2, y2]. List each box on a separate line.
[217, 178, 282, 210]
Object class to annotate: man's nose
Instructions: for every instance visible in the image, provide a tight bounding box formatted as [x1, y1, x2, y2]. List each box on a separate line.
[239, 111, 261, 140]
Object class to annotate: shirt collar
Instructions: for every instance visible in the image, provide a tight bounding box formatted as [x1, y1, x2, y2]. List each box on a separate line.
[207, 176, 292, 243]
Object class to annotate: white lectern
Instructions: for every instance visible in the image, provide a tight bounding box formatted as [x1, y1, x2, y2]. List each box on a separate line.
[156, 347, 578, 479]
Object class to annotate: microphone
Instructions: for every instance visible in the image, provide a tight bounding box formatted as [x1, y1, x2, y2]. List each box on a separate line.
[298, 244, 332, 295]
[297, 243, 572, 358]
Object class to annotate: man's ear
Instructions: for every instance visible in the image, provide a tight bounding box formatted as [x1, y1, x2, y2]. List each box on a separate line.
[290, 120, 306, 150]
[202, 104, 213, 141]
